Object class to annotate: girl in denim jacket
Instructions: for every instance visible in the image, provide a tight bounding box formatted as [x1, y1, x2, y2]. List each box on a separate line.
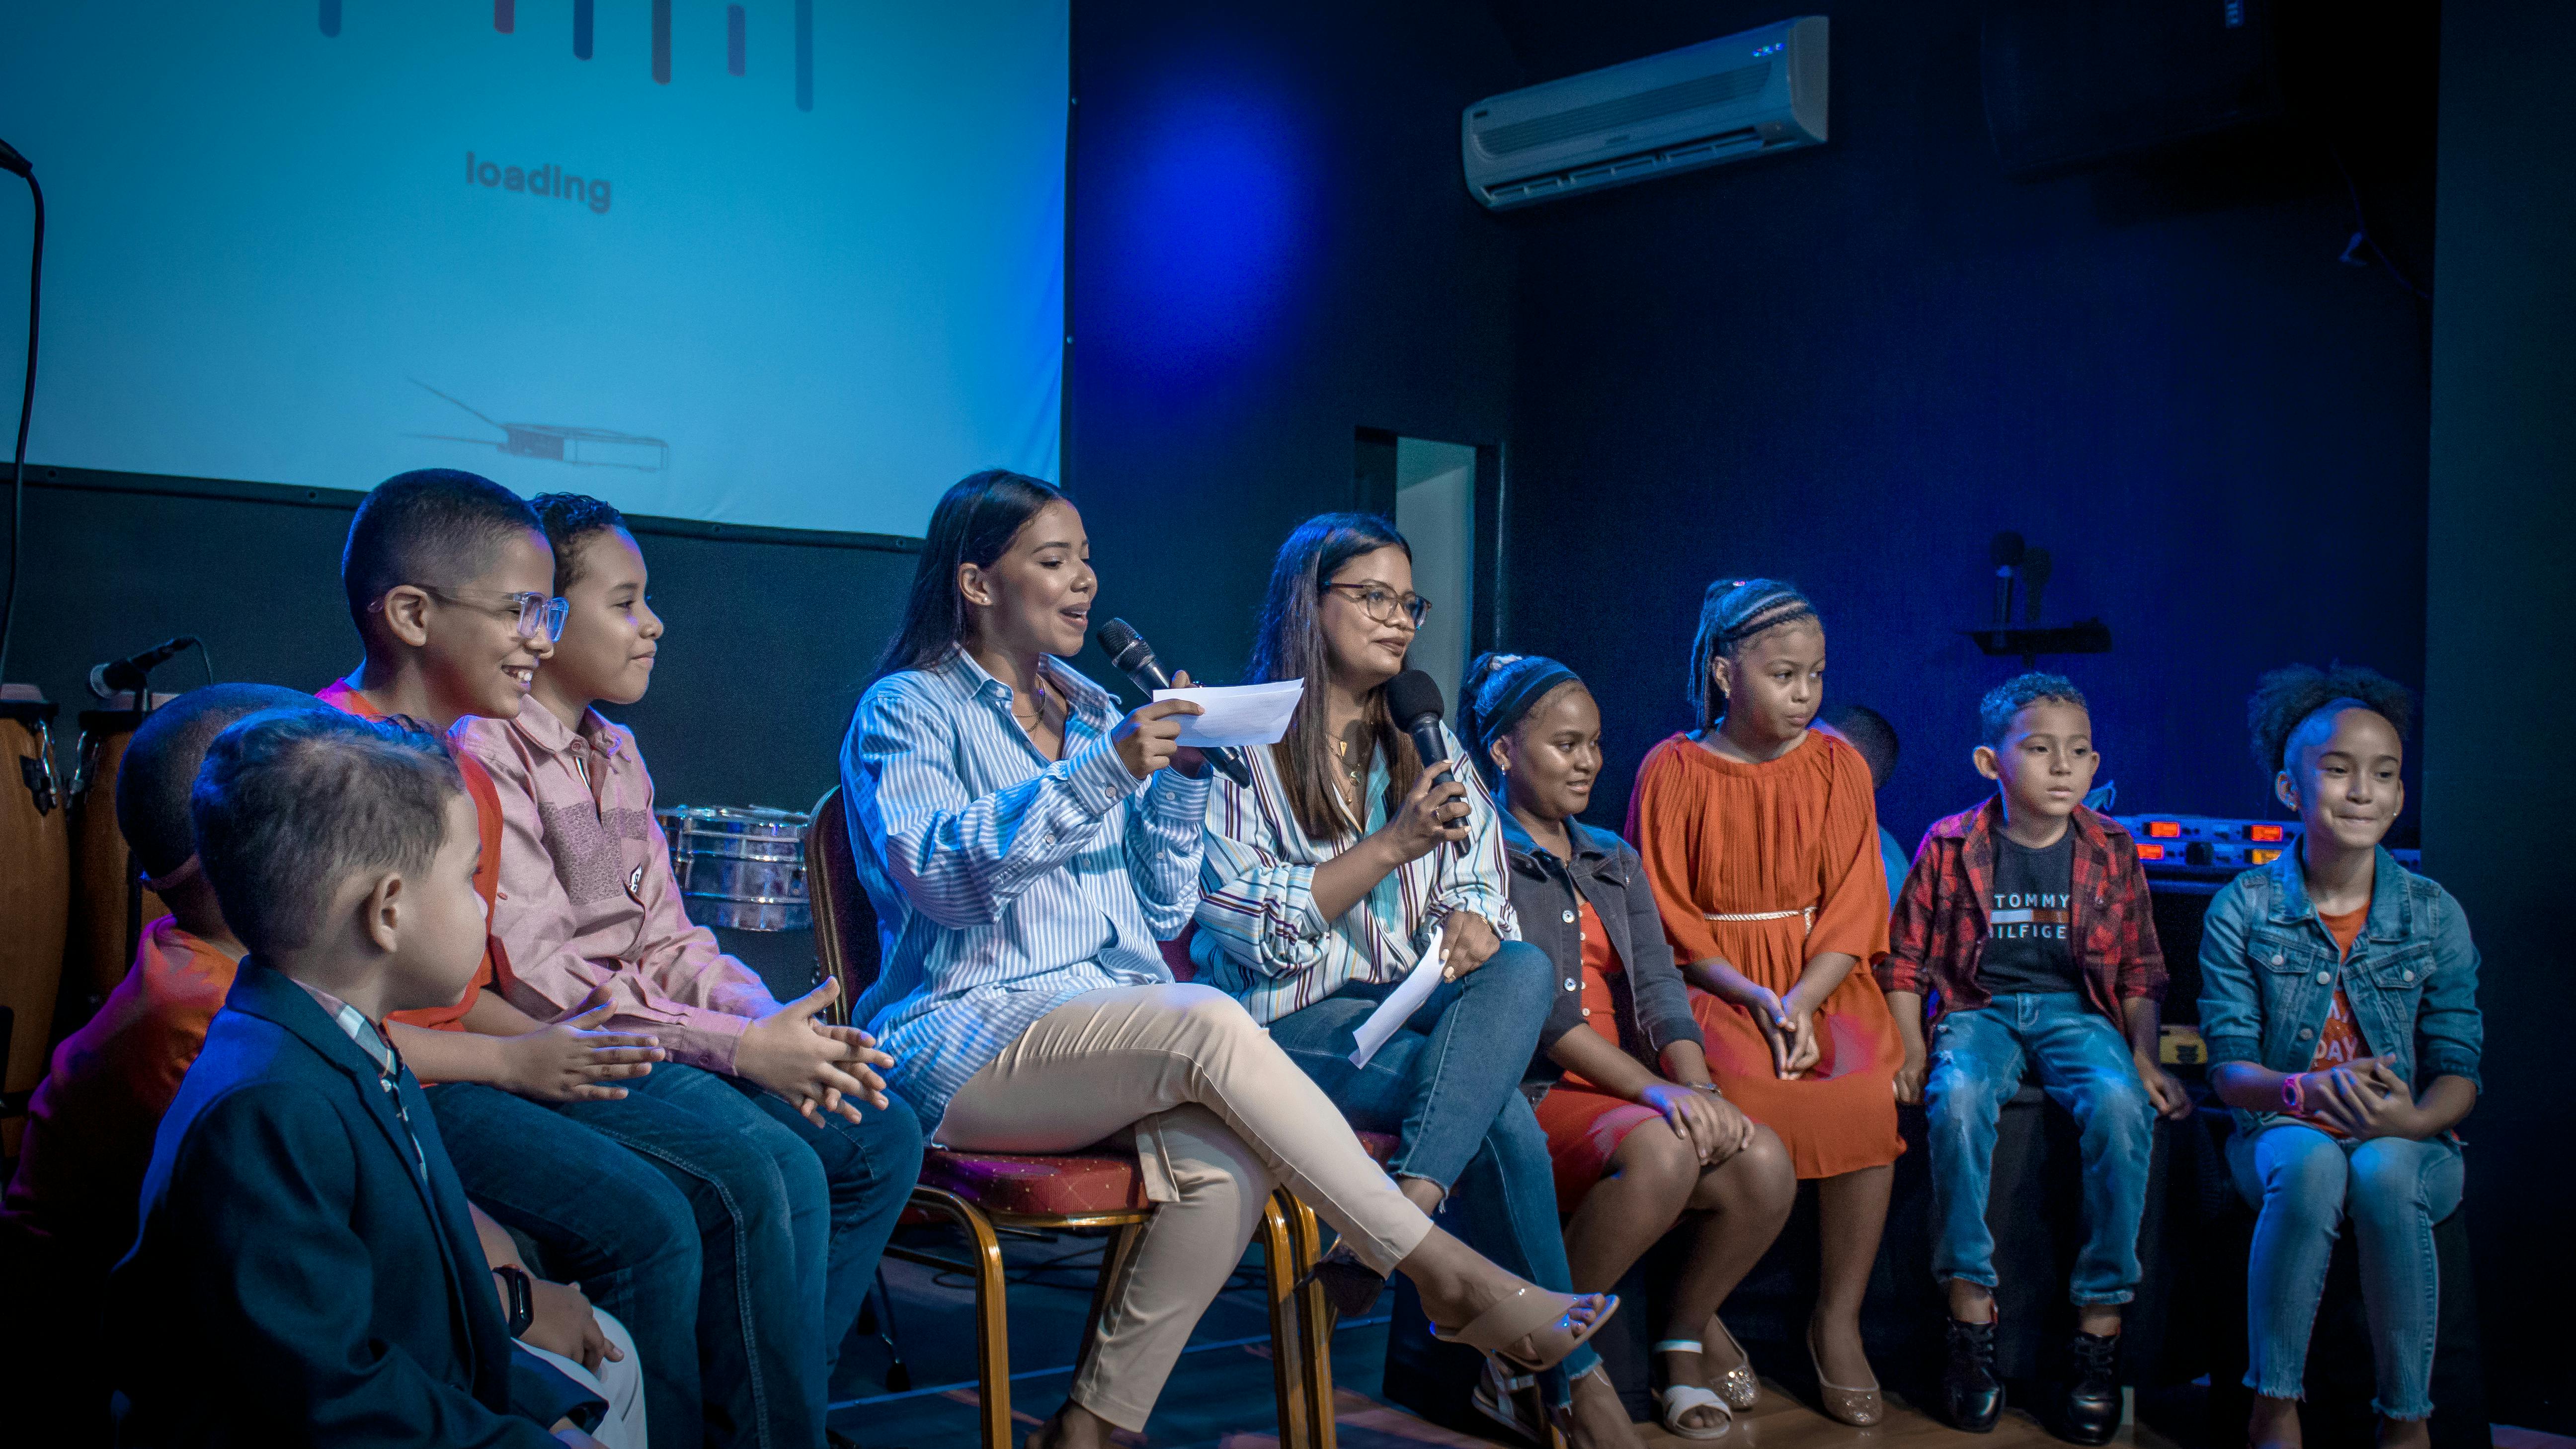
[2198, 666, 2481, 1449]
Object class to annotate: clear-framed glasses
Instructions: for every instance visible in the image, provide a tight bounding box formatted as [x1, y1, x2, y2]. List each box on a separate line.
[1322, 582, 1430, 630]
[380, 586, 570, 644]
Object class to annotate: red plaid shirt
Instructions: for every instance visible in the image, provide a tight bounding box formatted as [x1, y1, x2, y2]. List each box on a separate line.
[1878, 798, 2165, 1025]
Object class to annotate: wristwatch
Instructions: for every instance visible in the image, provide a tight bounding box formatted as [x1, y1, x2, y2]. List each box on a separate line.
[492, 1264, 536, 1337]
[2280, 1073, 2306, 1116]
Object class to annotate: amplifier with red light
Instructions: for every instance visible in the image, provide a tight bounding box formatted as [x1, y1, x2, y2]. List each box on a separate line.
[2110, 813, 2419, 890]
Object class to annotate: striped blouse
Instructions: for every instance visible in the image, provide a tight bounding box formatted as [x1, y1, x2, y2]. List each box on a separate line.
[839, 648, 1209, 1132]
[1192, 724, 1518, 1024]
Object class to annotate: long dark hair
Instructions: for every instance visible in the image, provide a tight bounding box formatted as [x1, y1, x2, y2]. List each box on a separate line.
[1245, 513, 1419, 839]
[870, 469, 1068, 683]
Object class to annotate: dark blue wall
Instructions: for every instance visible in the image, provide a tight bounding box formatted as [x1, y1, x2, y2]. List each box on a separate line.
[1488, 0, 2436, 846]
[2426, 0, 2576, 1430]
[1064, 0, 1524, 693]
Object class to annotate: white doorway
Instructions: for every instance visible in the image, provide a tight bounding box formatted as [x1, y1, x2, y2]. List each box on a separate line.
[1394, 438, 1477, 706]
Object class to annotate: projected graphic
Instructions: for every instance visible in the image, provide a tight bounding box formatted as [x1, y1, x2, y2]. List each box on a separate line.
[326, 0, 815, 110]
[2, 2, 1067, 537]
[409, 382, 670, 474]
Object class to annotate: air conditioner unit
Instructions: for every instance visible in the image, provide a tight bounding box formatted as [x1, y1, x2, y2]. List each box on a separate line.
[1462, 16, 1829, 210]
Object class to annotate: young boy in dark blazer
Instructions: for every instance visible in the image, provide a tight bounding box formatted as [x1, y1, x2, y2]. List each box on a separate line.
[108, 707, 604, 1447]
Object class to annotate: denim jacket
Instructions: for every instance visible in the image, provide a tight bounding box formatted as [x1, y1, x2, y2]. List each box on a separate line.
[1500, 812, 1705, 1084]
[2197, 846, 2483, 1136]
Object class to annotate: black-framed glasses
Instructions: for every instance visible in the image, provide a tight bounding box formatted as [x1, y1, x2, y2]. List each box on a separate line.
[1322, 582, 1430, 629]
[376, 586, 569, 644]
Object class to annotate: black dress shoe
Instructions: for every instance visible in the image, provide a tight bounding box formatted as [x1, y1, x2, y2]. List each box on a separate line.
[1942, 1316, 2004, 1432]
[2058, 1330, 2122, 1445]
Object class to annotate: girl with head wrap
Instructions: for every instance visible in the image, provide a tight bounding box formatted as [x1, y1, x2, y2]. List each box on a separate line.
[1463, 653, 1796, 1441]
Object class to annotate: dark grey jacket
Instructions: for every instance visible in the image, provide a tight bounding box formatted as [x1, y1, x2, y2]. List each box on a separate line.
[1501, 812, 1705, 1082]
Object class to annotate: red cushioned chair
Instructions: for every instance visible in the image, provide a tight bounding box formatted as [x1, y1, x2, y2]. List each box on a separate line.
[806, 786, 1329, 1449]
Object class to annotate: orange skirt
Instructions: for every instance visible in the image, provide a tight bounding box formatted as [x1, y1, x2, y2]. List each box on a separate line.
[1532, 1083, 1667, 1212]
[1687, 914, 1902, 1179]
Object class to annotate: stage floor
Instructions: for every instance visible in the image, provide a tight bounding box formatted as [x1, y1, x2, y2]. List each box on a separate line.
[823, 1223, 2193, 1449]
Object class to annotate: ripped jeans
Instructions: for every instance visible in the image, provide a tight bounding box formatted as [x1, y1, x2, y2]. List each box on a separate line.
[1923, 993, 2156, 1304]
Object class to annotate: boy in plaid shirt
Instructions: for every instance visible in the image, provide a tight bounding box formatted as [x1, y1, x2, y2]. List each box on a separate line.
[1879, 674, 2189, 1443]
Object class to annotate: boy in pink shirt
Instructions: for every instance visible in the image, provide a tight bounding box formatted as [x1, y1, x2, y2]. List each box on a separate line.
[456, 494, 921, 1441]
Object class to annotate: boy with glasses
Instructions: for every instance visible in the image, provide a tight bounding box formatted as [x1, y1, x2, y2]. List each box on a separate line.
[323, 469, 752, 1447]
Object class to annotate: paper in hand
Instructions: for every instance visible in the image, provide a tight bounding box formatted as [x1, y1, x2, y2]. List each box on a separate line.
[1152, 679, 1305, 749]
[1348, 922, 1446, 1069]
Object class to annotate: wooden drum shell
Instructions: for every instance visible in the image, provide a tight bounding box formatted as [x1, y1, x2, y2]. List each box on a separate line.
[1, 699, 72, 1158]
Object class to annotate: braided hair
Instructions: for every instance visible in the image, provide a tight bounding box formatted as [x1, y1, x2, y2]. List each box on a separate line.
[2247, 663, 2415, 777]
[1685, 577, 1819, 727]
[1456, 651, 1583, 788]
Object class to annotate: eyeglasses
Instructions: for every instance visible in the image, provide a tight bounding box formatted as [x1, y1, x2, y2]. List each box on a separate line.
[376, 586, 569, 644]
[1322, 582, 1430, 629]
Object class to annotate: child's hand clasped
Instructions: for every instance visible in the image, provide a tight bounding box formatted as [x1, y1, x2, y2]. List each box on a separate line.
[2298, 1058, 2422, 1140]
[735, 977, 890, 1126]
[498, 989, 666, 1103]
[1639, 1081, 1756, 1162]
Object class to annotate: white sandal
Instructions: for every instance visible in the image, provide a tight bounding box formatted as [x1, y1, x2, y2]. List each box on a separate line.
[1652, 1340, 1737, 1440]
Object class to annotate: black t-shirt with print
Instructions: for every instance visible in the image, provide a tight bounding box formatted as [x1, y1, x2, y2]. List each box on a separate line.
[1975, 830, 2080, 996]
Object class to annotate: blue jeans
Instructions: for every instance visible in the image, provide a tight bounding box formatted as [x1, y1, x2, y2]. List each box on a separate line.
[1265, 942, 1597, 1403]
[435, 1064, 925, 1449]
[424, 1080, 709, 1449]
[2228, 1123, 2462, 1420]
[562, 1064, 923, 1449]
[1923, 993, 2155, 1304]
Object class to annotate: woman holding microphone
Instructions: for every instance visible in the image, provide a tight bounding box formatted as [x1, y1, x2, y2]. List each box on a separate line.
[839, 474, 1614, 1449]
[1192, 514, 1631, 1448]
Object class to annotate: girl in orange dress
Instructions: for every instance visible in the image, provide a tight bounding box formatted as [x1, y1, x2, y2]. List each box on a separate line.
[1626, 578, 1903, 1427]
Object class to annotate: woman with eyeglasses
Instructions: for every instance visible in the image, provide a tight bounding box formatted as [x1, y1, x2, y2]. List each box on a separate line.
[843, 478, 1614, 1449]
[1192, 514, 1636, 1449]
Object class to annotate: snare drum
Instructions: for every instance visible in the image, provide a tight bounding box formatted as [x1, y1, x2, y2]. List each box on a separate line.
[658, 804, 811, 931]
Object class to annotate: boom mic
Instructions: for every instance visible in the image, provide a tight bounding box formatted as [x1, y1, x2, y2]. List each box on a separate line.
[1094, 619, 1253, 788]
[88, 636, 198, 701]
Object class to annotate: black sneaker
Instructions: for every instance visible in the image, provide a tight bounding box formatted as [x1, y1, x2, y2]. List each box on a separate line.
[1942, 1316, 2004, 1432]
[2058, 1330, 2122, 1445]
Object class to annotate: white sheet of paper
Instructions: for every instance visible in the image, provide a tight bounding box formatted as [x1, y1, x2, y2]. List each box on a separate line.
[1347, 922, 1447, 1069]
[1151, 679, 1306, 748]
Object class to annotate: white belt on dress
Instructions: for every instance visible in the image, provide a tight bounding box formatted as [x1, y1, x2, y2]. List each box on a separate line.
[1703, 907, 1815, 935]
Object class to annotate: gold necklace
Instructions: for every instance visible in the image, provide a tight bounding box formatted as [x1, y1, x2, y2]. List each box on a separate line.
[1011, 674, 1049, 729]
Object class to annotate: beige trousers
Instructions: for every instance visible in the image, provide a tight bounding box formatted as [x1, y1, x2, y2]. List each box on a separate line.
[934, 983, 1435, 1430]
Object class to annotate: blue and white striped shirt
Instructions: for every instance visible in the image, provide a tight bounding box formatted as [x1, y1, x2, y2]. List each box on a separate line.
[840, 648, 1209, 1132]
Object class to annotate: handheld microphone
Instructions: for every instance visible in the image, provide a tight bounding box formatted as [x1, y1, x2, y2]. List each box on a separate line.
[1094, 619, 1253, 788]
[1990, 531, 2026, 627]
[1385, 669, 1466, 857]
[88, 636, 198, 701]
[1384, 669, 1452, 779]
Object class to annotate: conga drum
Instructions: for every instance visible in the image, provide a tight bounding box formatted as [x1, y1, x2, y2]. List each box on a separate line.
[68, 699, 174, 1001]
[1, 691, 72, 1158]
